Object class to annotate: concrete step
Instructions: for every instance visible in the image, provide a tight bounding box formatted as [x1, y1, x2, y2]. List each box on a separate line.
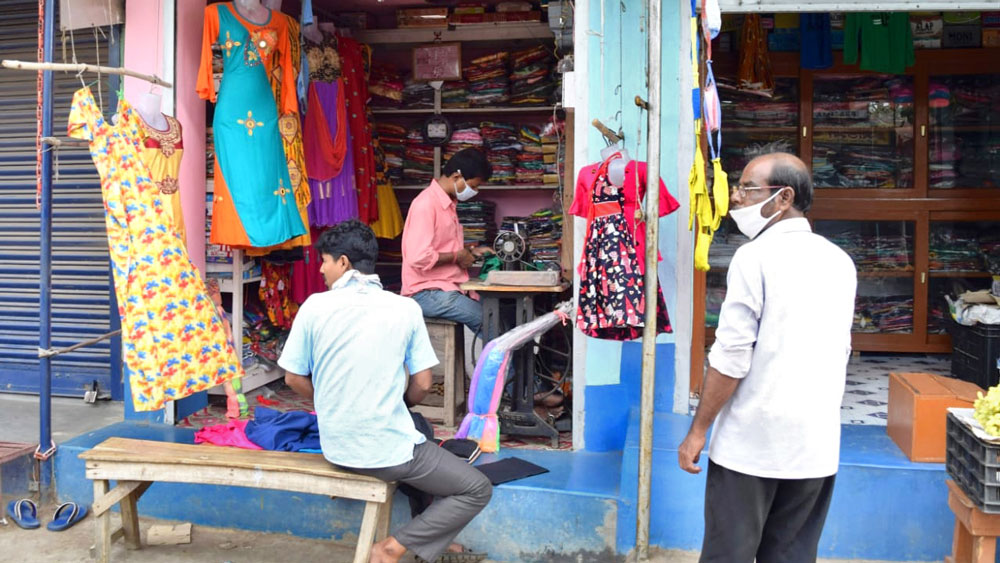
[54, 421, 622, 562]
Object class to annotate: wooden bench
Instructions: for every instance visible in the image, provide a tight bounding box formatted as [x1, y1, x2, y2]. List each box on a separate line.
[413, 318, 466, 427]
[79, 437, 395, 563]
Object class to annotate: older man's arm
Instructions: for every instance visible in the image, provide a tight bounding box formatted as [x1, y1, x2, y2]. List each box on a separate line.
[285, 371, 314, 401]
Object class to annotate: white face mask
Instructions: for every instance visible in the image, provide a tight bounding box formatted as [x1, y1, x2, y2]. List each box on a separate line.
[729, 188, 789, 240]
[455, 176, 478, 202]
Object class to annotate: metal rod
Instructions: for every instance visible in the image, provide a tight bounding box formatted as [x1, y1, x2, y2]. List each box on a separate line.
[637, 0, 663, 559]
[38, 0, 56, 472]
[1, 59, 172, 88]
[38, 329, 122, 359]
[41, 136, 89, 149]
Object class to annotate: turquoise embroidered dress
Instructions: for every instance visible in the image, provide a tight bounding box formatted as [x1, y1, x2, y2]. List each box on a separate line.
[197, 2, 306, 248]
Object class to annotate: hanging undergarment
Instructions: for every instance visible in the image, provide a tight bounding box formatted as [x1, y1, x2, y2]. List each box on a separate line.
[135, 114, 186, 243]
[69, 87, 243, 411]
[569, 155, 672, 341]
[196, 2, 307, 249]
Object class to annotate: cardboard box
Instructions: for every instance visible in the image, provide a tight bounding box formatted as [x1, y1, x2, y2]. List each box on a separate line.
[887, 372, 983, 462]
[984, 28, 1000, 47]
[396, 8, 449, 29]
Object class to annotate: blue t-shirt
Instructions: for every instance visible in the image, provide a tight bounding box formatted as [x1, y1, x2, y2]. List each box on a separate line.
[278, 271, 439, 468]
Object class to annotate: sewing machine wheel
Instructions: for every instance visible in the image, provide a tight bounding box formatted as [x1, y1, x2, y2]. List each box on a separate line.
[493, 231, 527, 263]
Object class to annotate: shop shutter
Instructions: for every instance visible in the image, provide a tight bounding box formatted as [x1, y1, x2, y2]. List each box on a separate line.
[0, 0, 112, 395]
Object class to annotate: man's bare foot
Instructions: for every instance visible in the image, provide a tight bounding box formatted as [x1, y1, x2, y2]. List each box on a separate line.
[447, 542, 466, 553]
[369, 536, 407, 563]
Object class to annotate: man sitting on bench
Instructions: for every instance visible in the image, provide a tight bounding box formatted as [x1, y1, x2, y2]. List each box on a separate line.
[279, 220, 493, 563]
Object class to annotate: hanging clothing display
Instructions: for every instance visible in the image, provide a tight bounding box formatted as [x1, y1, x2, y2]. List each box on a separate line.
[291, 227, 329, 304]
[303, 35, 357, 227]
[843, 12, 914, 75]
[571, 159, 680, 276]
[304, 78, 358, 226]
[338, 36, 379, 224]
[569, 155, 673, 341]
[259, 261, 297, 329]
[249, 10, 313, 255]
[135, 114, 186, 243]
[68, 88, 243, 411]
[196, 2, 307, 249]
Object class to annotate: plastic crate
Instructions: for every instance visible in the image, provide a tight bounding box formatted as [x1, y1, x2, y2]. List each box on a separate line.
[948, 321, 1000, 390]
[946, 412, 1000, 512]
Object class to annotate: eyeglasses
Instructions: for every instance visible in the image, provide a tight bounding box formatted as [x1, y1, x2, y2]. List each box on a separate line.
[729, 185, 790, 199]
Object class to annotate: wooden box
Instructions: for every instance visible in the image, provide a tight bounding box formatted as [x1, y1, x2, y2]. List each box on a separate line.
[888, 372, 983, 462]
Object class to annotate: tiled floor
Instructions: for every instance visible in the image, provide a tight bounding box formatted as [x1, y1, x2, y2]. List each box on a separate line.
[841, 354, 951, 426]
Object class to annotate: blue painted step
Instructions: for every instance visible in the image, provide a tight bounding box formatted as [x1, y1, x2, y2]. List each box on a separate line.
[617, 408, 955, 562]
[55, 422, 622, 562]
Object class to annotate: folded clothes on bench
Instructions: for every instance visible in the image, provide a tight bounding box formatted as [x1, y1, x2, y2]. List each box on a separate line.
[194, 407, 320, 452]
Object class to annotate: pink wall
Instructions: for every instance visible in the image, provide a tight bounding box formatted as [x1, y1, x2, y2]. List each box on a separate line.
[123, 0, 207, 272]
[176, 0, 208, 273]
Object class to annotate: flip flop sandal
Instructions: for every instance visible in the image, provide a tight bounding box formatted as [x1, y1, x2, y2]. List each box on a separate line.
[47, 501, 88, 532]
[417, 549, 488, 563]
[5, 499, 40, 529]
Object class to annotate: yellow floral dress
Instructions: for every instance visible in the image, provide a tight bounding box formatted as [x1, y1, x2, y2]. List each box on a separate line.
[135, 115, 186, 243]
[68, 87, 243, 411]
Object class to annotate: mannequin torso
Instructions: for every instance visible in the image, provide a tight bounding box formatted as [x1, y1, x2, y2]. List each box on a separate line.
[134, 92, 168, 131]
[600, 145, 630, 188]
[234, 0, 270, 25]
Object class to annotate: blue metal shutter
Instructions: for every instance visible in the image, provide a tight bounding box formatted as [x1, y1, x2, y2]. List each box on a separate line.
[0, 0, 112, 396]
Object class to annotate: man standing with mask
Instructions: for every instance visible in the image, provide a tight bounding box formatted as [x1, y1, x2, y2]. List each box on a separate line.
[678, 152, 857, 562]
[402, 148, 494, 336]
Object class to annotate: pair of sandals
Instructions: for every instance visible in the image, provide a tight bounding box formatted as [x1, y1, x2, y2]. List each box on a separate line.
[5, 499, 88, 531]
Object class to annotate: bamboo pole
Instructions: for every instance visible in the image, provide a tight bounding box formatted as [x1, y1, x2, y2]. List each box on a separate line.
[1, 59, 172, 88]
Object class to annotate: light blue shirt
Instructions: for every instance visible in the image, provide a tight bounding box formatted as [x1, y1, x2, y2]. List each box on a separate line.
[278, 271, 439, 468]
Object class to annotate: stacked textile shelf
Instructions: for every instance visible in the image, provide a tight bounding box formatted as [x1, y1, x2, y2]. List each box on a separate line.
[718, 77, 799, 174]
[929, 74, 1000, 189]
[368, 63, 404, 109]
[516, 125, 545, 185]
[466, 51, 510, 106]
[481, 121, 519, 184]
[525, 208, 562, 269]
[812, 75, 914, 189]
[376, 123, 407, 184]
[445, 122, 484, 162]
[854, 296, 914, 334]
[457, 200, 497, 247]
[509, 45, 557, 106]
[403, 127, 435, 185]
[403, 79, 435, 109]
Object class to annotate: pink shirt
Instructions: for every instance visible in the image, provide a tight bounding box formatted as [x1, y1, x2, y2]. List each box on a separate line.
[401, 180, 469, 296]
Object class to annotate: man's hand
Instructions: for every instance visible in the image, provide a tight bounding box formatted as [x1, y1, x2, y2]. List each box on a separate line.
[455, 248, 476, 269]
[678, 430, 706, 474]
[470, 246, 494, 258]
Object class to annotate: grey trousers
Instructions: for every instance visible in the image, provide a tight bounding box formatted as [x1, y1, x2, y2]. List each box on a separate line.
[699, 459, 836, 563]
[349, 441, 493, 562]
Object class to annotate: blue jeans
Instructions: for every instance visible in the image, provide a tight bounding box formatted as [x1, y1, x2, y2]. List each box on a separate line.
[411, 289, 482, 337]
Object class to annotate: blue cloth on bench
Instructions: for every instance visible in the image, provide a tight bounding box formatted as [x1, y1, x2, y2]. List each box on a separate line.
[244, 407, 321, 452]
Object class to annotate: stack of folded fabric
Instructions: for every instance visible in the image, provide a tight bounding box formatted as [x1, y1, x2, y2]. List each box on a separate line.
[368, 63, 404, 109]
[525, 208, 562, 269]
[509, 46, 556, 106]
[444, 123, 483, 162]
[480, 121, 519, 184]
[206, 127, 215, 178]
[375, 123, 407, 183]
[403, 79, 435, 109]
[442, 80, 469, 108]
[929, 228, 984, 272]
[515, 125, 545, 184]
[854, 296, 914, 334]
[465, 52, 510, 106]
[457, 200, 497, 248]
[403, 127, 435, 185]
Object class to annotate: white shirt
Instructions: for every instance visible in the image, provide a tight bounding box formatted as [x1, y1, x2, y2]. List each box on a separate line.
[278, 271, 439, 469]
[707, 218, 857, 479]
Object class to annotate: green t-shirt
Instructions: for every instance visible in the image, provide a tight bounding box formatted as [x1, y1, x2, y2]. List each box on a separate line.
[843, 13, 915, 74]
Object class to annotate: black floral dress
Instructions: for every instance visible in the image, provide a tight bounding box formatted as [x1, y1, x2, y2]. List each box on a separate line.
[574, 156, 671, 340]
